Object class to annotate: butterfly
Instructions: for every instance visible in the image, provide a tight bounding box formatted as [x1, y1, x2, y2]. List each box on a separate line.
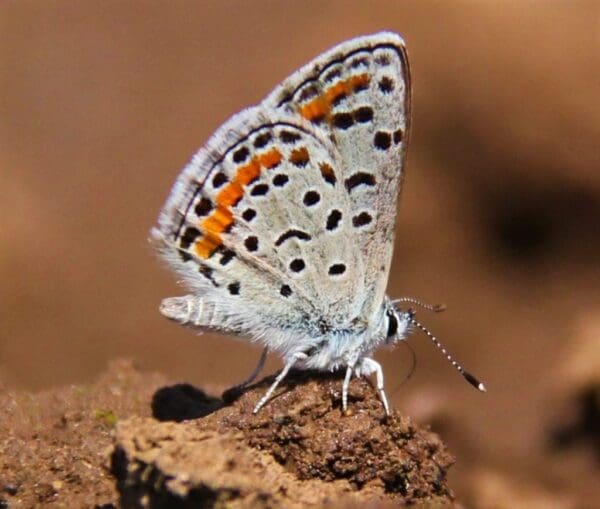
[151, 32, 485, 415]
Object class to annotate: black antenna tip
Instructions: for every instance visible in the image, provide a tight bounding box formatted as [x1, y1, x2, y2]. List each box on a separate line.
[463, 371, 487, 392]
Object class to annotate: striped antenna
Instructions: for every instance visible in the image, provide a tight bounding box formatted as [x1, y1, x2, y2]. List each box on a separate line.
[408, 313, 486, 392]
[394, 297, 446, 313]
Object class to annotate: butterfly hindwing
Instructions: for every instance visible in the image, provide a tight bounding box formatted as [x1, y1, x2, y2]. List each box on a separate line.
[265, 32, 410, 318]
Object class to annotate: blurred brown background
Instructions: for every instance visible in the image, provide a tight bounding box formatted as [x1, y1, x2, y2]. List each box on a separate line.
[1, 1, 598, 506]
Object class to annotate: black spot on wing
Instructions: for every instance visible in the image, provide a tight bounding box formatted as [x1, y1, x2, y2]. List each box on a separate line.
[354, 106, 373, 123]
[353, 79, 369, 93]
[195, 198, 212, 217]
[303, 190, 320, 207]
[345, 172, 376, 192]
[180, 227, 201, 249]
[253, 132, 272, 149]
[227, 282, 240, 295]
[244, 236, 259, 252]
[386, 311, 398, 338]
[332, 90, 347, 107]
[219, 249, 235, 266]
[233, 146, 249, 163]
[332, 112, 354, 130]
[280, 130, 301, 144]
[212, 172, 228, 188]
[375, 54, 391, 66]
[289, 258, 306, 273]
[272, 174, 289, 187]
[275, 229, 312, 247]
[242, 208, 256, 222]
[374, 131, 392, 150]
[328, 263, 346, 276]
[250, 183, 269, 196]
[379, 76, 394, 93]
[326, 210, 342, 231]
[350, 56, 369, 68]
[323, 67, 342, 82]
[352, 212, 373, 228]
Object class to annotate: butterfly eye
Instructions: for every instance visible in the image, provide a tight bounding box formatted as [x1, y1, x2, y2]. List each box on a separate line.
[386, 310, 398, 338]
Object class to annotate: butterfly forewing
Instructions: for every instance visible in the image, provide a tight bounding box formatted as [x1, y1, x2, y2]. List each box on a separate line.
[153, 107, 367, 336]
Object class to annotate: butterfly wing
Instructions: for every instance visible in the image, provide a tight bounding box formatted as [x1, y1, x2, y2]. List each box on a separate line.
[153, 32, 410, 356]
[264, 32, 410, 320]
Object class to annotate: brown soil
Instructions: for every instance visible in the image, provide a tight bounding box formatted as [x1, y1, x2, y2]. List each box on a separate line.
[0, 361, 456, 508]
[0, 361, 166, 508]
[1, 358, 598, 508]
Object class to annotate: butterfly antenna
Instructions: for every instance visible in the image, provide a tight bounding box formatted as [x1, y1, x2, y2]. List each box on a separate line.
[394, 297, 446, 313]
[408, 312, 486, 392]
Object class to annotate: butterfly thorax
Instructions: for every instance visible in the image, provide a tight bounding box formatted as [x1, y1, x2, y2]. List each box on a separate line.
[249, 296, 408, 371]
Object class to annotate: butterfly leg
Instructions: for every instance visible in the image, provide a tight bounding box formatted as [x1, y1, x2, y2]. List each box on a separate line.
[253, 351, 308, 414]
[361, 357, 390, 416]
[238, 347, 268, 388]
[342, 364, 356, 413]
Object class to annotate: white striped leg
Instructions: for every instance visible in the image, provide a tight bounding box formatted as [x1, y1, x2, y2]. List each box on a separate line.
[361, 357, 390, 416]
[253, 352, 307, 414]
[342, 364, 355, 412]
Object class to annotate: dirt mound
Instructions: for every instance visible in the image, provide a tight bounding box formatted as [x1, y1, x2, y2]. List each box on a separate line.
[112, 370, 455, 508]
[0, 361, 456, 508]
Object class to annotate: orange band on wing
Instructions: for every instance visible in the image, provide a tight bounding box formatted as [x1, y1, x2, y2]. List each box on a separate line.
[235, 160, 261, 185]
[258, 148, 283, 169]
[325, 81, 348, 104]
[194, 232, 222, 259]
[299, 73, 370, 122]
[194, 148, 282, 258]
[202, 205, 233, 233]
[299, 96, 329, 122]
[216, 181, 244, 207]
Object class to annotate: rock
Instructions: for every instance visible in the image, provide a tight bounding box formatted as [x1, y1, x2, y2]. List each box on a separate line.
[111, 371, 456, 508]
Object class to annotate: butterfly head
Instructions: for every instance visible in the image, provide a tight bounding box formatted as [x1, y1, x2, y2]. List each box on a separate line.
[382, 299, 413, 345]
